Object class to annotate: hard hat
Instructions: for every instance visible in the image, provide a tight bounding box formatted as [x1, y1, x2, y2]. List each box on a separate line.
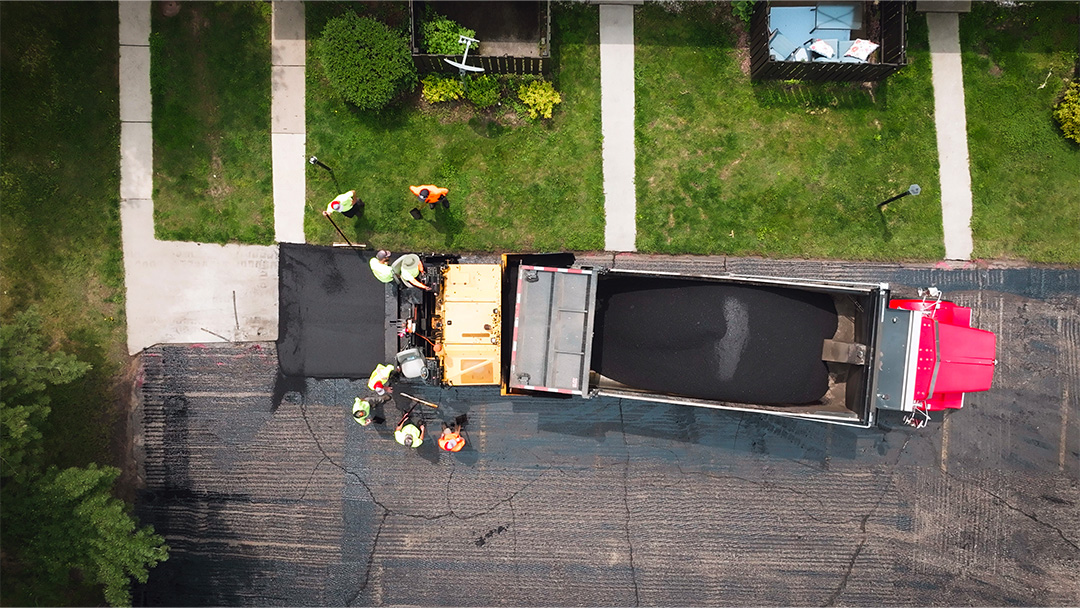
[404, 435, 414, 447]
[331, 200, 341, 210]
[376, 250, 391, 261]
[419, 188, 430, 198]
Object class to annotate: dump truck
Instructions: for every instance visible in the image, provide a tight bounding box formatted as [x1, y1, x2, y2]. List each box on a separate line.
[388, 254, 996, 429]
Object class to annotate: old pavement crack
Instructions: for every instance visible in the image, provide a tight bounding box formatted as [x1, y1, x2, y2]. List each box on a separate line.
[298, 456, 327, 501]
[349, 509, 389, 606]
[299, 400, 543, 522]
[619, 401, 642, 607]
[952, 472, 1080, 552]
[823, 434, 912, 607]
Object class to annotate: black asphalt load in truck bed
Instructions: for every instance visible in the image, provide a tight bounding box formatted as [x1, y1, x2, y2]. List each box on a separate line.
[591, 276, 838, 405]
[277, 244, 387, 378]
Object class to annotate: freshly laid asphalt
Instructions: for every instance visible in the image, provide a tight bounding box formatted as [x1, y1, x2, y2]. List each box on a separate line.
[134, 257, 1079, 606]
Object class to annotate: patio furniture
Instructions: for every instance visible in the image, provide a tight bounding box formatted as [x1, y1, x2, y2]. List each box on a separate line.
[813, 4, 862, 32]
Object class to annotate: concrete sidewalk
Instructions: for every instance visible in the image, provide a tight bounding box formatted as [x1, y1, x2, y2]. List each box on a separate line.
[600, 4, 637, 252]
[926, 10, 975, 260]
[119, 1, 278, 355]
[272, 0, 307, 244]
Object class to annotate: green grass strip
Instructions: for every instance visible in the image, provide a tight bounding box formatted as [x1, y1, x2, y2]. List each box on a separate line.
[305, 3, 603, 252]
[636, 3, 943, 260]
[151, 1, 273, 244]
[961, 2, 1080, 264]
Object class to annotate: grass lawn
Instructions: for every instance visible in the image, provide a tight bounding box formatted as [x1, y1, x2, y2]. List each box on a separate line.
[635, 3, 943, 260]
[0, 2, 125, 604]
[960, 2, 1080, 264]
[304, 3, 604, 252]
[151, 1, 274, 244]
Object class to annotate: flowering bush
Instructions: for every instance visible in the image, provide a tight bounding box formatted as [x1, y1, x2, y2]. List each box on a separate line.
[517, 79, 562, 119]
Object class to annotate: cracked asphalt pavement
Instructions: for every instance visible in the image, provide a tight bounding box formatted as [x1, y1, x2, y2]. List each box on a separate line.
[134, 258, 1079, 606]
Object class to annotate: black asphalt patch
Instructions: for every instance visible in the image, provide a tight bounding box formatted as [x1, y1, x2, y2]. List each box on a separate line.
[277, 243, 389, 378]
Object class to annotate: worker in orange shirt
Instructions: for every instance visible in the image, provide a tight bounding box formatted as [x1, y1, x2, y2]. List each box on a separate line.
[409, 185, 449, 219]
[438, 415, 467, 452]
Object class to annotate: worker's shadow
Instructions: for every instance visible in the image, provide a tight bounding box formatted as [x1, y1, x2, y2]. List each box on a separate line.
[349, 213, 375, 245]
[418, 205, 465, 249]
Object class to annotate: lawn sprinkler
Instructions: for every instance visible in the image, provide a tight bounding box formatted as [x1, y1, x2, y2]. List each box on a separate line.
[877, 184, 921, 210]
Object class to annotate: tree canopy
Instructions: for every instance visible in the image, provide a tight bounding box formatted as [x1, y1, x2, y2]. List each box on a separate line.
[1, 308, 169, 606]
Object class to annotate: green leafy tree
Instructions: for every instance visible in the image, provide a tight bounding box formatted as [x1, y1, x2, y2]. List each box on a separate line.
[316, 12, 416, 111]
[4, 465, 170, 607]
[1, 308, 169, 606]
[1, 308, 91, 481]
[732, 1, 755, 24]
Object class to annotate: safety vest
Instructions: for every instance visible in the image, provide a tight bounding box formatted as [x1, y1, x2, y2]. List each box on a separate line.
[327, 190, 356, 214]
[369, 257, 395, 283]
[409, 185, 449, 204]
[438, 431, 465, 452]
[395, 424, 422, 448]
[368, 364, 394, 392]
[352, 397, 371, 426]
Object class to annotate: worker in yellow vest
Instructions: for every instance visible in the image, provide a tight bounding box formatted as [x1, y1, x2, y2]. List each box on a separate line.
[352, 397, 373, 426]
[352, 397, 385, 427]
[323, 190, 363, 218]
[369, 250, 395, 283]
[368, 363, 395, 395]
[395, 413, 425, 449]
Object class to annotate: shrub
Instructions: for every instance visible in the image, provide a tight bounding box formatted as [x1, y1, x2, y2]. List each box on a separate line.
[517, 79, 562, 119]
[422, 74, 465, 104]
[1053, 81, 1080, 144]
[317, 13, 416, 111]
[421, 9, 477, 55]
[732, 1, 755, 24]
[466, 74, 501, 107]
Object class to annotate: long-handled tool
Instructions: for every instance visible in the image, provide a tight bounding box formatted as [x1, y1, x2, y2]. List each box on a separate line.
[397, 401, 418, 428]
[323, 212, 367, 263]
[399, 392, 439, 409]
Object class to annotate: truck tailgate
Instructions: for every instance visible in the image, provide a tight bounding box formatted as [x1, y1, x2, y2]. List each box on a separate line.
[509, 266, 597, 396]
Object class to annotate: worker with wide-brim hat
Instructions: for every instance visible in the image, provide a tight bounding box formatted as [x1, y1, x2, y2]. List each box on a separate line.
[391, 254, 431, 291]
